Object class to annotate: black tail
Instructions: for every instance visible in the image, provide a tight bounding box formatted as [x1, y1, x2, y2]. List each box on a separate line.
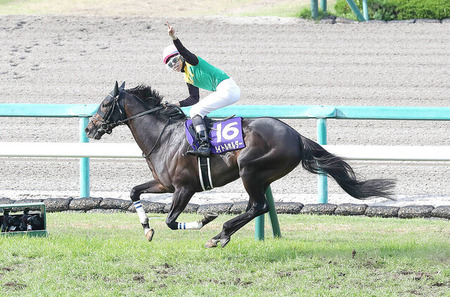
[300, 136, 395, 200]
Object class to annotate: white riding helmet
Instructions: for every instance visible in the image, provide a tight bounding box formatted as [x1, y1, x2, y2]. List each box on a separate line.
[163, 44, 179, 64]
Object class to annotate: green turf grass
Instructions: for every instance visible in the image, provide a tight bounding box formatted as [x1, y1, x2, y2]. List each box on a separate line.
[0, 213, 448, 296]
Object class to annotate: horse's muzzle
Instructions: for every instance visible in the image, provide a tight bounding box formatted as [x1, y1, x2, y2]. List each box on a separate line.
[84, 123, 104, 140]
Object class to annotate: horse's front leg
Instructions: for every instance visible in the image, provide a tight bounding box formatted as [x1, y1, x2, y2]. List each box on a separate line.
[130, 180, 168, 241]
[166, 187, 218, 231]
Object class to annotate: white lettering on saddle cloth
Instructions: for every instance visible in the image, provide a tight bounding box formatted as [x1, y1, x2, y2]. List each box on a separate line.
[214, 140, 242, 153]
[184, 117, 246, 154]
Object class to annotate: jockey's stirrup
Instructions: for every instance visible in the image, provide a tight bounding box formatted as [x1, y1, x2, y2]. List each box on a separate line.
[187, 115, 210, 157]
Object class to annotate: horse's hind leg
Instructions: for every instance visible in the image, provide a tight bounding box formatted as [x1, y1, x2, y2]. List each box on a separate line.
[205, 145, 297, 248]
[205, 200, 269, 248]
[205, 178, 269, 248]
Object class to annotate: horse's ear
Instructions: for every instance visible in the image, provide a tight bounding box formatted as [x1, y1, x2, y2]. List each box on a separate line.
[113, 81, 119, 97]
[119, 81, 125, 90]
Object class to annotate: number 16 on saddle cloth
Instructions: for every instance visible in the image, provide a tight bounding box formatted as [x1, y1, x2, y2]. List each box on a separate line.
[185, 117, 246, 154]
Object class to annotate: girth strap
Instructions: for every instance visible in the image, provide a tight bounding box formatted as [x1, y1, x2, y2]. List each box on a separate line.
[198, 157, 213, 191]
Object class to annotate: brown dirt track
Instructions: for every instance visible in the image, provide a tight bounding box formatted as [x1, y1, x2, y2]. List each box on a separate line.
[0, 14, 449, 206]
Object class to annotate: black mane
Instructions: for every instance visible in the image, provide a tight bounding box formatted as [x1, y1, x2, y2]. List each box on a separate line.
[127, 84, 164, 107]
[126, 84, 186, 120]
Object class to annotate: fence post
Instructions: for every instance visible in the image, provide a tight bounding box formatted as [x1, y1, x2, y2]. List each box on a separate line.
[317, 118, 328, 203]
[345, 0, 366, 21]
[255, 212, 265, 241]
[79, 117, 90, 198]
[255, 186, 282, 240]
[311, 0, 319, 19]
[265, 186, 282, 238]
[320, 0, 327, 13]
[363, 0, 369, 20]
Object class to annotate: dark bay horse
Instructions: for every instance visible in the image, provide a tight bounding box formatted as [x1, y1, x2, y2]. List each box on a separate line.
[85, 82, 395, 248]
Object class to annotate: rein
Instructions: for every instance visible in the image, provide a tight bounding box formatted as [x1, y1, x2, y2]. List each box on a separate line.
[117, 105, 165, 125]
[142, 117, 172, 158]
[99, 90, 179, 158]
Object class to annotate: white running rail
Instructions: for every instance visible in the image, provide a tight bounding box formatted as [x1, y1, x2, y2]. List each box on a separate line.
[1, 142, 450, 161]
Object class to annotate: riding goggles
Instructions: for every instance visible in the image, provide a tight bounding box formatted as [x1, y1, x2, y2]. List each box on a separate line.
[166, 55, 183, 71]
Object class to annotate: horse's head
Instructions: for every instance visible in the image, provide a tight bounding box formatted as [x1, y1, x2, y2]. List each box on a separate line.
[85, 81, 126, 140]
[86, 82, 186, 140]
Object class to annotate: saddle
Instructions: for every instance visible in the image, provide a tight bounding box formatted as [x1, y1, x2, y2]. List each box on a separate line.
[185, 116, 246, 154]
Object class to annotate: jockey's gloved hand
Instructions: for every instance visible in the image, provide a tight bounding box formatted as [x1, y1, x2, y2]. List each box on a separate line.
[163, 101, 180, 108]
[162, 101, 174, 108]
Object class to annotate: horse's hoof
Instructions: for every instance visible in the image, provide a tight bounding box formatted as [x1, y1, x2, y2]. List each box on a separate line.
[204, 212, 218, 221]
[145, 229, 154, 242]
[202, 212, 219, 226]
[204, 239, 219, 248]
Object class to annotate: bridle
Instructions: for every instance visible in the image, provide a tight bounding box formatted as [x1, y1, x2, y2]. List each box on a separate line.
[94, 89, 174, 158]
[96, 90, 164, 135]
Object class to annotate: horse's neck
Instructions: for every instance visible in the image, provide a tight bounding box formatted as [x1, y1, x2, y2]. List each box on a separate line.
[126, 110, 184, 158]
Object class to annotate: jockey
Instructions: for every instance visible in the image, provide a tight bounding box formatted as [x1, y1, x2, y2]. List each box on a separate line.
[163, 21, 240, 157]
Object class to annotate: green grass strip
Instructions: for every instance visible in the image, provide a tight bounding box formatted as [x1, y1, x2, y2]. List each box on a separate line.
[0, 213, 448, 296]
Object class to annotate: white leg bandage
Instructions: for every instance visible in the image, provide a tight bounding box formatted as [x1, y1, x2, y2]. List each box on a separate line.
[133, 201, 148, 225]
[177, 221, 203, 230]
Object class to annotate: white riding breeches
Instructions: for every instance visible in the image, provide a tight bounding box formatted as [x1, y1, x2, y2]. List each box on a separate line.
[189, 78, 240, 118]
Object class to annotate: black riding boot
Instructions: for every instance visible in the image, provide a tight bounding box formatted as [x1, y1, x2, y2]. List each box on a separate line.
[187, 115, 210, 157]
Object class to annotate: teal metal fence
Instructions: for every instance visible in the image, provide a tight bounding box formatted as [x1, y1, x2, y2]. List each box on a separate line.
[2, 104, 450, 201]
[310, 0, 369, 21]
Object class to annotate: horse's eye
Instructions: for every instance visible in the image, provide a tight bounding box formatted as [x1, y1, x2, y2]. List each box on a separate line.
[102, 101, 111, 108]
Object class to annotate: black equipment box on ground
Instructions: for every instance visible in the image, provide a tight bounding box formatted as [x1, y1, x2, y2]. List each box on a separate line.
[0, 202, 47, 237]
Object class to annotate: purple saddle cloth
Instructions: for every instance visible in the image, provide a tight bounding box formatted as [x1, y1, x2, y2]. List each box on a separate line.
[184, 117, 246, 154]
